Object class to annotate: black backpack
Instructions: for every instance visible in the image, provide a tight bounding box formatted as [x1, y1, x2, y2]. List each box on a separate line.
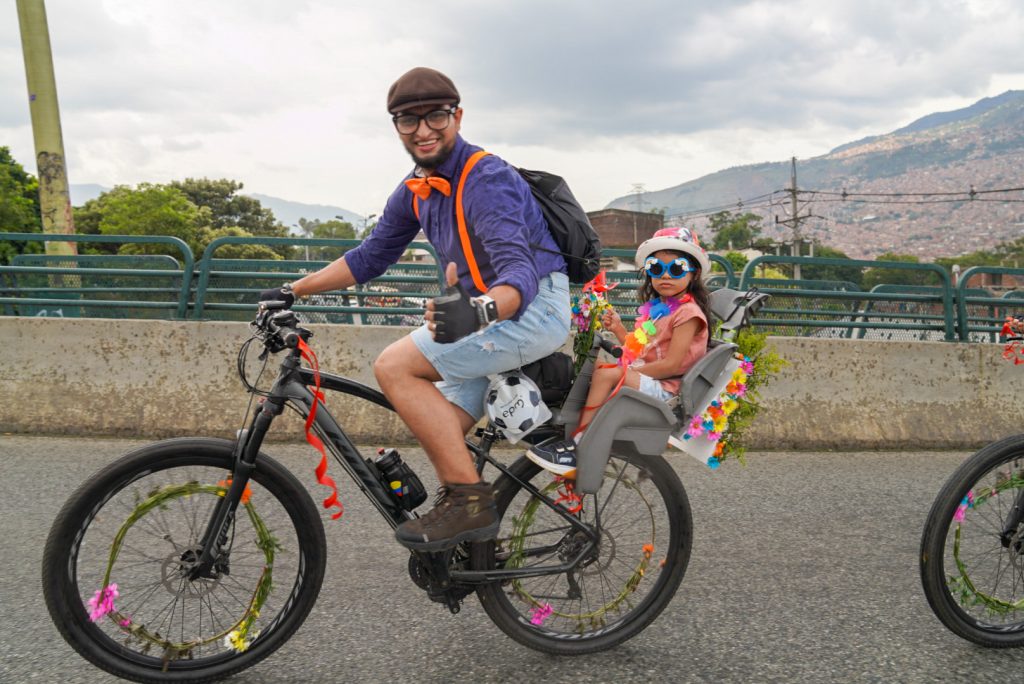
[517, 168, 603, 284]
[417, 151, 604, 287]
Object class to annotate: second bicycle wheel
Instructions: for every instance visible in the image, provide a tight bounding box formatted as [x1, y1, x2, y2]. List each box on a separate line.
[42, 437, 327, 683]
[920, 433, 1024, 646]
[474, 451, 692, 654]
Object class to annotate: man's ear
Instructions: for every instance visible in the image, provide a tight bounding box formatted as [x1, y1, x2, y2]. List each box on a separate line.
[453, 107, 463, 129]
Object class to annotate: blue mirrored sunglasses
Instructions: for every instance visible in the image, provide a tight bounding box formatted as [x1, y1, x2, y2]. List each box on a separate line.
[644, 256, 693, 279]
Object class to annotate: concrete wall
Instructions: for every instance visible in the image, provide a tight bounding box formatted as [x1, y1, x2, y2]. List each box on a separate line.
[1, 317, 1022, 449]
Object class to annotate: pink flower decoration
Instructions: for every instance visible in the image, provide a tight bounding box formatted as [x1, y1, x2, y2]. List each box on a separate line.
[707, 431, 722, 441]
[529, 603, 554, 626]
[953, 506, 966, 523]
[87, 583, 119, 622]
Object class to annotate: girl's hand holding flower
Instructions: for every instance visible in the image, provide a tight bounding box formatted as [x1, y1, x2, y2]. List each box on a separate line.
[602, 308, 626, 338]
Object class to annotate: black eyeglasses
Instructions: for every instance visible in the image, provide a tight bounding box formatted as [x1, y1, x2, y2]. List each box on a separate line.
[392, 107, 457, 135]
[644, 256, 693, 279]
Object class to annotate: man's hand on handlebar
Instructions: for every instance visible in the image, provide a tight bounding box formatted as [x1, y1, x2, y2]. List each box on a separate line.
[259, 284, 295, 310]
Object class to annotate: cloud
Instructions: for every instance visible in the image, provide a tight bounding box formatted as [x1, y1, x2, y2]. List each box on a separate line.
[3, 0, 1024, 212]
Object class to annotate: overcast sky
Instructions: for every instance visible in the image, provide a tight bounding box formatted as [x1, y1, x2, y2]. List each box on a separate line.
[3, 0, 1024, 218]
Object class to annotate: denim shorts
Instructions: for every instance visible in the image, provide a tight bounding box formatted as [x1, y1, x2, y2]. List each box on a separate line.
[637, 372, 675, 403]
[411, 272, 571, 420]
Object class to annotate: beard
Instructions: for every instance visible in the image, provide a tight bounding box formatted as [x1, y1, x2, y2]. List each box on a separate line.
[406, 139, 455, 171]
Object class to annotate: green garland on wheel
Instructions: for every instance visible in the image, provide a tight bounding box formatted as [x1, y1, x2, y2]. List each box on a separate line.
[948, 472, 1024, 616]
[504, 471, 658, 633]
[95, 482, 280, 661]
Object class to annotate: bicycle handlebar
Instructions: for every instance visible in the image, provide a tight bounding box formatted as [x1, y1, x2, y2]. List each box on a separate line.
[598, 336, 623, 359]
[253, 305, 310, 352]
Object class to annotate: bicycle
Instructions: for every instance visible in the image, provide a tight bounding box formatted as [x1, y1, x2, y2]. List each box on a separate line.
[919, 319, 1024, 646]
[42, 286, 767, 683]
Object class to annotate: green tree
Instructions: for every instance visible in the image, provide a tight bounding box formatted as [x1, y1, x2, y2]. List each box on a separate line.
[0, 147, 42, 264]
[195, 226, 283, 260]
[722, 251, 749, 274]
[171, 178, 291, 259]
[801, 245, 864, 289]
[863, 252, 941, 289]
[709, 210, 763, 250]
[97, 184, 209, 257]
[170, 178, 283, 235]
[297, 217, 356, 261]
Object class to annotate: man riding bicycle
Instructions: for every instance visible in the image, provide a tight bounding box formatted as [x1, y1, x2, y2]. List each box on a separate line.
[261, 67, 570, 551]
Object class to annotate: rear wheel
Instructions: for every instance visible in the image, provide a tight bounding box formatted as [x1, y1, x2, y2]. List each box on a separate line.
[42, 437, 327, 682]
[474, 451, 691, 653]
[920, 434, 1024, 646]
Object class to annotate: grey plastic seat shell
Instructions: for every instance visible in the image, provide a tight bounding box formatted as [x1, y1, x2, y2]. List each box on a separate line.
[556, 287, 758, 494]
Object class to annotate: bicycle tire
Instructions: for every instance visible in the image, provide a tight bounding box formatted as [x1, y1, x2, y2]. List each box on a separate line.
[473, 451, 692, 654]
[42, 437, 328, 682]
[920, 433, 1024, 647]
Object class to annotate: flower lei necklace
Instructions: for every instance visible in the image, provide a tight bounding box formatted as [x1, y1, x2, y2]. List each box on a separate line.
[619, 294, 691, 366]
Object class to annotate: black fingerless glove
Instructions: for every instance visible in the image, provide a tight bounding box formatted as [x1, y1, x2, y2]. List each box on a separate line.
[259, 285, 295, 309]
[432, 283, 480, 343]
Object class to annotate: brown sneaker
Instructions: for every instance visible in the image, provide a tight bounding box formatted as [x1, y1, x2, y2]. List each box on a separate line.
[395, 482, 499, 551]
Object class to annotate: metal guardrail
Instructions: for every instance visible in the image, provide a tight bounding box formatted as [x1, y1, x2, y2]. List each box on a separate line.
[4, 233, 1024, 341]
[0, 233, 193, 319]
[192, 236, 444, 322]
[955, 266, 1024, 341]
[740, 255, 958, 341]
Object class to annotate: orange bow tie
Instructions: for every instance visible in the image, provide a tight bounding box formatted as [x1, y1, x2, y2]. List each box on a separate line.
[405, 176, 452, 200]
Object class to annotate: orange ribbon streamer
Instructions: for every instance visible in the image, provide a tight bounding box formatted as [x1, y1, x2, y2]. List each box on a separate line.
[297, 338, 344, 519]
[404, 176, 452, 200]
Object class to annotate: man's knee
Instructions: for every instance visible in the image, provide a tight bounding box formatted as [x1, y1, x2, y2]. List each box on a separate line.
[374, 337, 440, 387]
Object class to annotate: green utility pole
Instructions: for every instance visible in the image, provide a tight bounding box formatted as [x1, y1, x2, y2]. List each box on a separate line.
[17, 0, 76, 255]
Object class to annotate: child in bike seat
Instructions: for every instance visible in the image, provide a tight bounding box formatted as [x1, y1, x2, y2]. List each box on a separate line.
[527, 226, 713, 475]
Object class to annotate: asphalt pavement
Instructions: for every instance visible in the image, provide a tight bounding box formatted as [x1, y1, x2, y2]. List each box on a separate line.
[3, 434, 1024, 683]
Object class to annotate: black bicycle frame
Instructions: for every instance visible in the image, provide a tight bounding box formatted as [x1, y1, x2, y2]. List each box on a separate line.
[192, 341, 599, 584]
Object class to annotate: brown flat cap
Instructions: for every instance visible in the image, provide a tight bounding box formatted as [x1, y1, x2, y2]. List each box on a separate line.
[387, 67, 460, 114]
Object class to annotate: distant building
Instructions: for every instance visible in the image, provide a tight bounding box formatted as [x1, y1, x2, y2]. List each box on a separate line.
[586, 209, 663, 248]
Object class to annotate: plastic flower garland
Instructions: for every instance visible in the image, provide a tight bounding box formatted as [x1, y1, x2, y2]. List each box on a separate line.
[680, 357, 754, 469]
[947, 474, 1024, 615]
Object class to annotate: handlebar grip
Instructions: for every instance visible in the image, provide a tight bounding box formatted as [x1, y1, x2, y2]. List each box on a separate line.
[278, 327, 302, 348]
[598, 337, 623, 358]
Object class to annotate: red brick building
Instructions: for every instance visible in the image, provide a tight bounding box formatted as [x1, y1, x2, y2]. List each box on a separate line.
[586, 209, 664, 248]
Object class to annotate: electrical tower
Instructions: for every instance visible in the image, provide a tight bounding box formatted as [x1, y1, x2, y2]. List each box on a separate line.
[774, 157, 819, 279]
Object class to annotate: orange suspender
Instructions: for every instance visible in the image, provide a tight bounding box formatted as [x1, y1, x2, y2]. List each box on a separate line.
[411, 149, 493, 293]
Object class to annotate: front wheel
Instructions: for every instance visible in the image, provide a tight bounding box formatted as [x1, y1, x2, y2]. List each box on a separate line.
[920, 434, 1024, 647]
[42, 437, 328, 683]
[474, 451, 692, 654]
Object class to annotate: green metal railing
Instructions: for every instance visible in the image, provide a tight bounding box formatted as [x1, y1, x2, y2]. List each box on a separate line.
[3, 233, 1024, 342]
[192, 236, 444, 322]
[956, 266, 1024, 341]
[0, 233, 193, 319]
[740, 255, 957, 341]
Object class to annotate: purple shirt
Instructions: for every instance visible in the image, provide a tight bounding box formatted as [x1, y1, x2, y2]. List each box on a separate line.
[344, 135, 567, 318]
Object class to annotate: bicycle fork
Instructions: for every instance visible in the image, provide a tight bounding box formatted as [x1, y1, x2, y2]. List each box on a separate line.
[1001, 487, 1024, 553]
[187, 395, 283, 580]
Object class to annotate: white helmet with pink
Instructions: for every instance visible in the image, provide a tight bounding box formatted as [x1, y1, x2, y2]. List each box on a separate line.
[634, 226, 710, 276]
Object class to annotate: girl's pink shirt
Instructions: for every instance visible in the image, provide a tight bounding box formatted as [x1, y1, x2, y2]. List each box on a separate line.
[633, 298, 708, 394]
